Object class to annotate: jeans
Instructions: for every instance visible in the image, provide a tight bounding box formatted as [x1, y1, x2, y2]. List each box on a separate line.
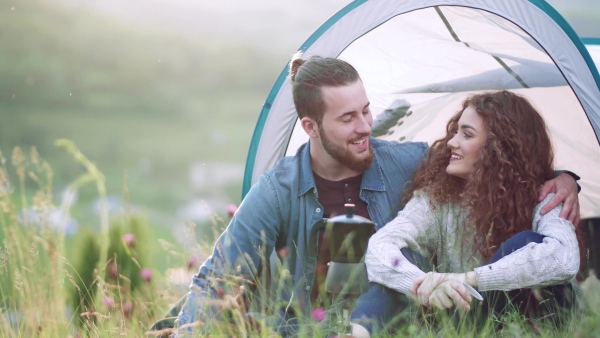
[350, 248, 432, 334]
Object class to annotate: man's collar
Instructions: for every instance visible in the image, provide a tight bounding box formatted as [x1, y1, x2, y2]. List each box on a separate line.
[298, 141, 316, 196]
[361, 146, 385, 192]
[298, 138, 385, 196]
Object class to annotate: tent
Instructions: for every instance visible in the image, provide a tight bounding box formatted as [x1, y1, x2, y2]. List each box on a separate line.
[243, 0, 600, 219]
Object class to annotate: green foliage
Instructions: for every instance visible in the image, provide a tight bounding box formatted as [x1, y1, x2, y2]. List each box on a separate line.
[68, 226, 100, 319]
[105, 216, 147, 295]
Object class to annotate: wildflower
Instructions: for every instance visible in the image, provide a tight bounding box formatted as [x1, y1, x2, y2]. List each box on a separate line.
[226, 204, 238, 218]
[103, 296, 115, 309]
[277, 246, 290, 259]
[107, 262, 118, 279]
[122, 301, 133, 318]
[311, 307, 326, 322]
[122, 233, 136, 248]
[187, 255, 200, 271]
[140, 268, 153, 282]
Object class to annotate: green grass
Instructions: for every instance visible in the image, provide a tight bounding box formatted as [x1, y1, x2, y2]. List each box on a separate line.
[0, 146, 599, 337]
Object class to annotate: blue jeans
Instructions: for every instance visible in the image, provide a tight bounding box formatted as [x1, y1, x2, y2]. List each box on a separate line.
[352, 231, 576, 334]
[351, 247, 432, 334]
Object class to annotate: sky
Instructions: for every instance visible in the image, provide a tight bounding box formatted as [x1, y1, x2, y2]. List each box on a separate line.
[67, 0, 599, 49]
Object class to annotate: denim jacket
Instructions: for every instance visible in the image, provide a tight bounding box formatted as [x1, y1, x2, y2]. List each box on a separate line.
[176, 138, 428, 327]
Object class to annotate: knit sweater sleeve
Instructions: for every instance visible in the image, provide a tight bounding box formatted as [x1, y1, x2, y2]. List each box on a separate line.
[365, 194, 439, 295]
[474, 193, 579, 291]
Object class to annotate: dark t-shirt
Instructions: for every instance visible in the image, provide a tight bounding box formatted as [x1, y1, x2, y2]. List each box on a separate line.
[311, 171, 370, 305]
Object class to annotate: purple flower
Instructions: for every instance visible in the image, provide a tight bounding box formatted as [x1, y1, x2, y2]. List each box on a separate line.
[226, 204, 238, 218]
[393, 257, 402, 267]
[140, 268, 153, 282]
[122, 301, 133, 318]
[107, 262, 118, 278]
[277, 247, 290, 259]
[311, 307, 326, 322]
[216, 287, 225, 299]
[103, 296, 115, 308]
[187, 255, 200, 271]
[122, 233, 136, 248]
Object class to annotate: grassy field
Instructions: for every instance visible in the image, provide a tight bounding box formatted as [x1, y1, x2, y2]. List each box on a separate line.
[1, 149, 600, 337]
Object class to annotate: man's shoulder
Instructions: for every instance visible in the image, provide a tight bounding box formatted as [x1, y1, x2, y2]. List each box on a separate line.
[259, 153, 302, 185]
[371, 138, 428, 156]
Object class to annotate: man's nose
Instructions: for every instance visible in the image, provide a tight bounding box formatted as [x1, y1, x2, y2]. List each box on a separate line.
[356, 114, 372, 134]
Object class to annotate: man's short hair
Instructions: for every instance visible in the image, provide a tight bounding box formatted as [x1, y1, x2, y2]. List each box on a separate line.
[289, 52, 361, 125]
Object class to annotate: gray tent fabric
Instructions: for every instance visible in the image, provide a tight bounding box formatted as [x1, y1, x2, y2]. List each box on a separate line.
[245, 0, 600, 218]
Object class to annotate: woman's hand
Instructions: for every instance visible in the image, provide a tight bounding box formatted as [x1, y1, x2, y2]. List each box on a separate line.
[411, 272, 466, 306]
[428, 280, 472, 310]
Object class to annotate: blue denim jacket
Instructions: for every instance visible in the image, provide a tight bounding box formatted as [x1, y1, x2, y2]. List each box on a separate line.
[176, 138, 428, 328]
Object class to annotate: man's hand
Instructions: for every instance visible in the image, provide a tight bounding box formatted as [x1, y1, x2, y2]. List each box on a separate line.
[538, 173, 580, 226]
[428, 280, 472, 310]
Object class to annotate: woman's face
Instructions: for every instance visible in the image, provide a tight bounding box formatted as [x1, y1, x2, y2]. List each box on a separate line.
[446, 105, 488, 179]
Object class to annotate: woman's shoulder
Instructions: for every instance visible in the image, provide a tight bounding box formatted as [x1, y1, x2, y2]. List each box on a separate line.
[405, 190, 459, 216]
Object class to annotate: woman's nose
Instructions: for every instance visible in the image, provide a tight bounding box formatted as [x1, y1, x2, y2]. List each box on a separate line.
[447, 134, 458, 149]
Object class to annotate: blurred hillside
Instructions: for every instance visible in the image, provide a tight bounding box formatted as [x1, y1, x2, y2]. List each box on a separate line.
[547, 0, 600, 37]
[1, 0, 598, 230]
[0, 0, 349, 228]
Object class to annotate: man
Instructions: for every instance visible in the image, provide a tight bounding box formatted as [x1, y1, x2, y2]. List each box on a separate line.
[174, 53, 580, 336]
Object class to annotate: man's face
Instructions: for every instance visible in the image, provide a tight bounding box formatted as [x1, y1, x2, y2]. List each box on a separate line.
[317, 80, 374, 172]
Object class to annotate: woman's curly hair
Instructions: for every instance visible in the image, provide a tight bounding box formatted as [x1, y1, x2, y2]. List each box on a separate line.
[403, 90, 555, 259]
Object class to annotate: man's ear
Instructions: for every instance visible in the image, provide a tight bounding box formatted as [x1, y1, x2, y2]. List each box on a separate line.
[301, 117, 319, 139]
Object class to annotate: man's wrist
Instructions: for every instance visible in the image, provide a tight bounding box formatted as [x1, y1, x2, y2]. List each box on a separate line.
[555, 170, 581, 193]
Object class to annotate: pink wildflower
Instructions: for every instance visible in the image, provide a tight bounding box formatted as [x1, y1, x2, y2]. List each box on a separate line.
[226, 204, 238, 218]
[140, 268, 153, 282]
[107, 262, 118, 278]
[311, 307, 326, 322]
[187, 255, 200, 271]
[277, 247, 290, 259]
[122, 301, 133, 318]
[122, 233, 136, 248]
[103, 296, 115, 309]
[216, 287, 225, 299]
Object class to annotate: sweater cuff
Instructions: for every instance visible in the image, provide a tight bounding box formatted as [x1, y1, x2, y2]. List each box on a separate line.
[474, 265, 507, 291]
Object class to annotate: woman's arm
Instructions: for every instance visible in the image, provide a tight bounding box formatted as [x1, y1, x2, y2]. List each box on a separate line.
[473, 193, 579, 291]
[365, 194, 438, 296]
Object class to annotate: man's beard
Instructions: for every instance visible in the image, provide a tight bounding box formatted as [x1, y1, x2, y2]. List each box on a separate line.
[319, 125, 374, 173]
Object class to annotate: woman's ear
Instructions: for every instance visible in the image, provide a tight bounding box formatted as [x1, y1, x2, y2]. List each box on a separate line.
[301, 117, 319, 139]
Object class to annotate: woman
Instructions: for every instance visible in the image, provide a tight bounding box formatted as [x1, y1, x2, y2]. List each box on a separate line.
[365, 90, 581, 329]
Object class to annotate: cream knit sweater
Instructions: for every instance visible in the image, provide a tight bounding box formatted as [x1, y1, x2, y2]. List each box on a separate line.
[366, 192, 579, 294]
